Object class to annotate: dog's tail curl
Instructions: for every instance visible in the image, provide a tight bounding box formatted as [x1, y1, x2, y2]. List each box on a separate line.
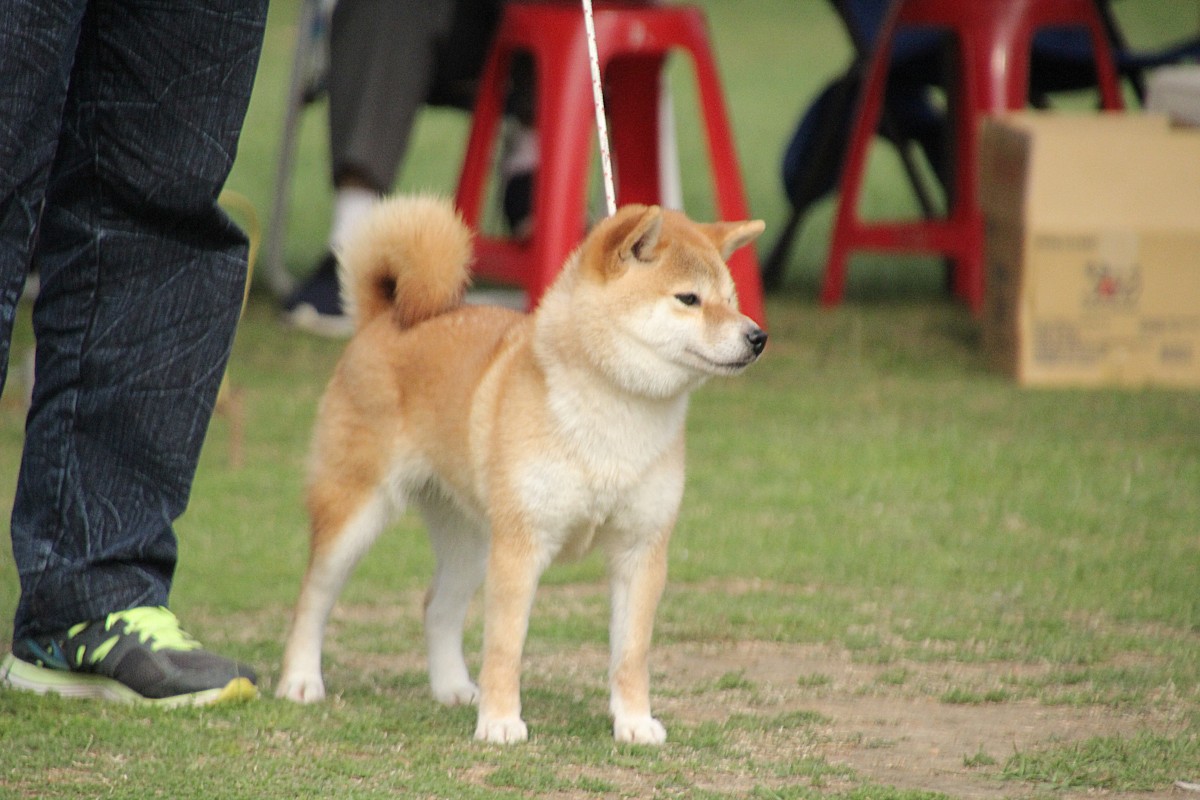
[337, 194, 473, 330]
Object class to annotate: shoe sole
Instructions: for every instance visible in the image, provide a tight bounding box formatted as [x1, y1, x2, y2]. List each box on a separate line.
[0, 654, 258, 708]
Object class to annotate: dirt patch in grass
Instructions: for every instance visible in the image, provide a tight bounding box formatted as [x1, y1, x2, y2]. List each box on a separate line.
[232, 586, 1188, 799]
[645, 639, 1182, 800]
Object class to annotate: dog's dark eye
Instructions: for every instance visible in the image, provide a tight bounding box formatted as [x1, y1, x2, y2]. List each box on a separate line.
[675, 293, 700, 307]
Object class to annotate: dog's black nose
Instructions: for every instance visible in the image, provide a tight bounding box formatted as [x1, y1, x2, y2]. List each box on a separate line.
[746, 326, 768, 356]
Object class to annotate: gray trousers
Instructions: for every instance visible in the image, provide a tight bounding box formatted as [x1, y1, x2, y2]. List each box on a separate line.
[329, 0, 507, 192]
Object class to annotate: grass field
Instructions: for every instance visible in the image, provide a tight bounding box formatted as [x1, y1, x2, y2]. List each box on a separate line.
[2, 1, 1199, 798]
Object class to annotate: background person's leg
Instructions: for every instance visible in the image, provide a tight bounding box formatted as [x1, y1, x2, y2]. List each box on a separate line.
[283, 0, 458, 336]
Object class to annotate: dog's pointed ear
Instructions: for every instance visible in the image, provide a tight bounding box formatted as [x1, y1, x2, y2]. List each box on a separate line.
[618, 205, 664, 264]
[706, 219, 766, 260]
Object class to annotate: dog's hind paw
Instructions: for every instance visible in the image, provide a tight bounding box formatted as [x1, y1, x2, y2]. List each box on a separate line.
[432, 680, 479, 706]
[474, 715, 528, 744]
[275, 673, 326, 703]
[614, 715, 667, 745]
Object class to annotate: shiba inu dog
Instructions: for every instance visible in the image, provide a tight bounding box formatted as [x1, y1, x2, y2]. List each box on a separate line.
[276, 195, 766, 744]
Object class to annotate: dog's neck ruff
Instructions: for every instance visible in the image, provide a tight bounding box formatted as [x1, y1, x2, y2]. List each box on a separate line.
[533, 270, 707, 403]
[531, 285, 690, 467]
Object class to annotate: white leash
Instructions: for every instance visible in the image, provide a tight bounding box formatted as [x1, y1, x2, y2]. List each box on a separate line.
[581, 0, 617, 217]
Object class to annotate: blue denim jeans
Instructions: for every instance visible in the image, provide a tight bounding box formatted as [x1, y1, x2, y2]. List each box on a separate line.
[0, 0, 267, 641]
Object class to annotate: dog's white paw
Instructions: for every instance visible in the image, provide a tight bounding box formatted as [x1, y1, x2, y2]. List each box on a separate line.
[613, 715, 667, 745]
[275, 672, 326, 703]
[474, 715, 528, 744]
[432, 680, 479, 707]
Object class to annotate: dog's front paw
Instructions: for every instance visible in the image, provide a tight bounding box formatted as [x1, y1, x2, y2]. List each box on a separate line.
[614, 715, 667, 745]
[432, 680, 479, 707]
[474, 715, 528, 744]
[275, 672, 326, 703]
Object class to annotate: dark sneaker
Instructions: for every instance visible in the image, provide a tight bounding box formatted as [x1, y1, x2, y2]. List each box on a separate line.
[1, 606, 257, 708]
[282, 253, 353, 337]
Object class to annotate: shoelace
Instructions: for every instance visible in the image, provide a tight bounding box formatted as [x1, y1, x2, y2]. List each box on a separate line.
[66, 606, 202, 667]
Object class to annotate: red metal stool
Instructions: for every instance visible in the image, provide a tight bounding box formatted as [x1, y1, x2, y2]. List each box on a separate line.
[823, 0, 1124, 312]
[454, 1, 766, 325]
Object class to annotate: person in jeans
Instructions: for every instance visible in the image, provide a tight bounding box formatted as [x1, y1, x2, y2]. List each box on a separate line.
[0, 0, 267, 707]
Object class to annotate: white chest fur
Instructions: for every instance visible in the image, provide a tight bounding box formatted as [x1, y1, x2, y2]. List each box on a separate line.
[513, 363, 689, 562]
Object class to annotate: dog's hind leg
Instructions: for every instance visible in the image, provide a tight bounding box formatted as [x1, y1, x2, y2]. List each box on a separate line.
[277, 488, 390, 703]
[420, 497, 488, 706]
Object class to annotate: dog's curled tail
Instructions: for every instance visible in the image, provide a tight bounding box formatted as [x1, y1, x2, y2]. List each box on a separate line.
[337, 194, 473, 330]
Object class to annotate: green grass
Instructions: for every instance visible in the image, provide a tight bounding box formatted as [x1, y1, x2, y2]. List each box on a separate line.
[1002, 732, 1200, 792]
[3, 1, 1200, 797]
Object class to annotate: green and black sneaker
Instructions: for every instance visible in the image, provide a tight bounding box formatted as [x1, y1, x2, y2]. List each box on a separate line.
[0, 606, 257, 708]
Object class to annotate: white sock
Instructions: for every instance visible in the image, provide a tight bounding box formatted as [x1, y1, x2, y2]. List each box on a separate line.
[329, 187, 378, 252]
[500, 123, 539, 181]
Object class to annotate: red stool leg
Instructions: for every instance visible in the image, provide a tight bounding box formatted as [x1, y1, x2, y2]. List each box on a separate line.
[822, 17, 896, 307]
[606, 54, 666, 207]
[676, 10, 766, 324]
[454, 45, 510, 229]
[527, 21, 595, 305]
[1090, 24, 1124, 109]
[954, 13, 1017, 311]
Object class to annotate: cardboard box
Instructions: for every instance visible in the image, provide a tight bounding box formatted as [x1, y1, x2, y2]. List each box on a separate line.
[979, 112, 1200, 387]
